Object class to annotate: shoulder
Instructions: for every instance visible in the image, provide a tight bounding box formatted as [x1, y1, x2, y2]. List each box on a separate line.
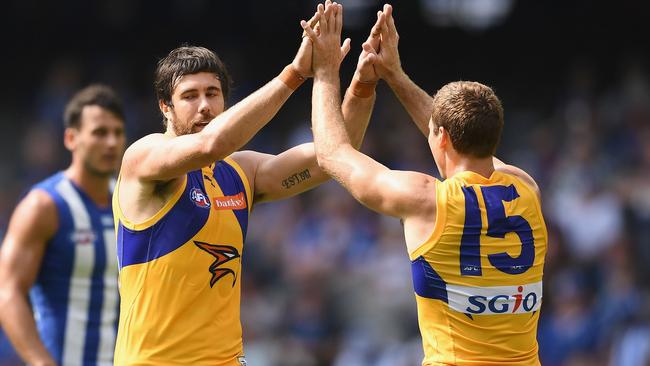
[123, 133, 168, 162]
[388, 170, 438, 219]
[21, 189, 58, 213]
[121, 133, 171, 181]
[228, 150, 266, 172]
[227, 150, 266, 185]
[8, 189, 59, 237]
[495, 164, 541, 200]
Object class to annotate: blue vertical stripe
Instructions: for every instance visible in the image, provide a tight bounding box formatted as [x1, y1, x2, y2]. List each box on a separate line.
[460, 186, 483, 276]
[213, 161, 249, 242]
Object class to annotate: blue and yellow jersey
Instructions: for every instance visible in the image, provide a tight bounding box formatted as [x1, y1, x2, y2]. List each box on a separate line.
[410, 170, 547, 366]
[112, 157, 251, 366]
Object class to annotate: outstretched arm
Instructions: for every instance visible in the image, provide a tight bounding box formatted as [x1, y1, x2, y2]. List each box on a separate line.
[306, 2, 435, 218]
[239, 1, 384, 204]
[0, 191, 58, 366]
[374, 4, 434, 137]
[122, 14, 321, 184]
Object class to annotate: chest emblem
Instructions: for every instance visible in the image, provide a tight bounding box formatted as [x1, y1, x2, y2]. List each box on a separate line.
[70, 229, 96, 245]
[190, 187, 211, 209]
[194, 241, 240, 287]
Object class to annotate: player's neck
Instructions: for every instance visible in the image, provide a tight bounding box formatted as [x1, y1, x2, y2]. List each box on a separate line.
[64, 164, 112, 207]
[445, 153, 494, 179]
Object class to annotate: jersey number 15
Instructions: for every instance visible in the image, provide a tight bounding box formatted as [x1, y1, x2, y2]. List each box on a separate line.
[460, 184, 534, 276]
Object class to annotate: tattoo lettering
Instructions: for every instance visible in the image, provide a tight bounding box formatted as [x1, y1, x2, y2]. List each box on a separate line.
[281, 169, 311, 189]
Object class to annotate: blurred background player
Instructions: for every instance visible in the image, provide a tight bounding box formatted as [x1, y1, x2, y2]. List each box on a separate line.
[306, 3, 547, 365]
[112, 2, 383, 364]
[0, 84, 126, 366]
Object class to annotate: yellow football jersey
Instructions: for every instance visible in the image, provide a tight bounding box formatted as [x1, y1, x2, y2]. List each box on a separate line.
[410, 170, 547, 366]
[112, 157, 251, 366]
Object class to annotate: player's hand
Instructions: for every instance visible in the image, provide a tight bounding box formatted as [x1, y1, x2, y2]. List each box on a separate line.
[374, 4, 404, 82]
[301, 1, 351, 75]
[353, 9, 387, 83]
[292, 11, 320, 78]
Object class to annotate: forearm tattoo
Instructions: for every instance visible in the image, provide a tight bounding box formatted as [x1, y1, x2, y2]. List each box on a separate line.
[281, 169, 311, 189]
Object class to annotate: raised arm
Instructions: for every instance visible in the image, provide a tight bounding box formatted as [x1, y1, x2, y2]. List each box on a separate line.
[305, 2, 436, 218]
[0, 191, 58, 366]
[374, 4, 434, 137]
[236, 1, 385, 204]
[122, 14, 321, 183]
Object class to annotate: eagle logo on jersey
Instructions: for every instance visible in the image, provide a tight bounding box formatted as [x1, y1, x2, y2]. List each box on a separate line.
[194, 241, 240, 287]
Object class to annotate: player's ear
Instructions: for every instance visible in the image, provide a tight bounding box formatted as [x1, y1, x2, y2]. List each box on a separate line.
[159, 100, 172, 121]
[437, 126, 448, 149]
[63, 127, 78, 152]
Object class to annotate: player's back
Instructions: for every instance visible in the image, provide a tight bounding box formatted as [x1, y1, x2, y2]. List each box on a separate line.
[410, 170, 547, 365]
[29, 172, 119, 366]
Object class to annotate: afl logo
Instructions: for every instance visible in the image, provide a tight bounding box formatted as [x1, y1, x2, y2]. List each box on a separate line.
[190, 187, 211, 208]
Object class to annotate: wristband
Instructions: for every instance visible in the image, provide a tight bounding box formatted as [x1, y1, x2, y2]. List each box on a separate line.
[350, 78, 377, 98]
[278, 64, 305, 90]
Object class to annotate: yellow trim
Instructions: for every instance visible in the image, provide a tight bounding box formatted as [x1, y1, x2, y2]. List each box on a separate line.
[115, 175, 188, 231]
[409, 179, 446, 260]
[224, 156, 253, 214]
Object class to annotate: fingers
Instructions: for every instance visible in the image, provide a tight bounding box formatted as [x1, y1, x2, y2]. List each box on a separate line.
[370, 10, 385, 38]
[366, 10, 386, 50]
[384, 4, 398, 40]
[316, 0, 330, 32]
[335, 3, 343, 35]
[361, 41, 377, 56]
[300, 19, 318, 42]
[308, 11, 320, 28]
[302, 11, 321, 38]
[319, 2, 330, 33]
[340, 38, 351, 60]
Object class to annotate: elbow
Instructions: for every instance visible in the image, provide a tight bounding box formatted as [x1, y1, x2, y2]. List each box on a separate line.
[0, 284, 19, 310]
[201, 130, 237, 163]
[315, 153, 330, 173]
[315, 146, 336, 173]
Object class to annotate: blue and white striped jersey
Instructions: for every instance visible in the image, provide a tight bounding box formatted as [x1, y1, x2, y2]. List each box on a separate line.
[29, 172, 119, 366]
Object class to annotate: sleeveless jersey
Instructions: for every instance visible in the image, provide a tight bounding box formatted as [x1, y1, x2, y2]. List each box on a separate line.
[410, 170, 547, 365]
[29, 172, 119, 366]
[113, 158, 251, 366]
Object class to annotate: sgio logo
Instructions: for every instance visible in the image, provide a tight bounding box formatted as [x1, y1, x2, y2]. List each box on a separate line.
[447, 281, 542, 316]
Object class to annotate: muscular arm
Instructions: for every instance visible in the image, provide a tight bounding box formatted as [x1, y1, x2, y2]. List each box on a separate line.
[0, 190, 58, 366]
[122, 75, 298, 183]
[312, 66, 434, 218]
[233, 88, 374, 204]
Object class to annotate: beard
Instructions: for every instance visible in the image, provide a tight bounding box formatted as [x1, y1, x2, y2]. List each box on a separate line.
[170, 120, 193, 136]
[169, 110, 216, 136]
